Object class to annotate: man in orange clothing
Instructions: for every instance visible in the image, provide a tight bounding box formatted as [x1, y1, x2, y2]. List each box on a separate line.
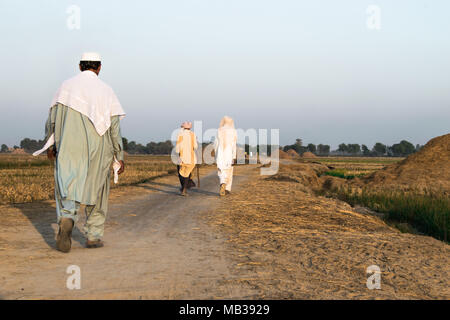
[175, 122, 198, 196]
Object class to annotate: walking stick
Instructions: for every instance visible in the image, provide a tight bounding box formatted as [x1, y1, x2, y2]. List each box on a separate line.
[197, 165, 200, 188]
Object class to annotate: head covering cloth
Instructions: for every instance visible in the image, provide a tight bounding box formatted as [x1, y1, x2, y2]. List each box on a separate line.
[181, 121, 192, 129]
[49, 52, 125, 136]
[219, 116, 234, 128]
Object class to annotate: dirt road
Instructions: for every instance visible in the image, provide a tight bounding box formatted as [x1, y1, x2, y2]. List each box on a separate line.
[0, 166, 257, 299]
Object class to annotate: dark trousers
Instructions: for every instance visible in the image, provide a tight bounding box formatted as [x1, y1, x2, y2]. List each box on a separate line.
[177, 165, 196, 190]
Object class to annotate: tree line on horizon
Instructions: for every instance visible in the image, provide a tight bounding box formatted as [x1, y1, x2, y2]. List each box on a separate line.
[282, 138, 422, 157]
[0, 137, 175, 155]
[122, 137, 174, 155]
[1, 136, 423, 158]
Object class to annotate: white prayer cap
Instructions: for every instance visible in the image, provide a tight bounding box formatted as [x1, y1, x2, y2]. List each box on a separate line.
[80, 52, 102, 62]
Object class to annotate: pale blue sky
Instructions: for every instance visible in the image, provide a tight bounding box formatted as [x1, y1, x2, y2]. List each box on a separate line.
[0, 0, 449, 148]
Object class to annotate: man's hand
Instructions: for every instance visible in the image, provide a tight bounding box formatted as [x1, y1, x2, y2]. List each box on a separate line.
[118, 160, 125, 175]
[47, 147, 56, 160]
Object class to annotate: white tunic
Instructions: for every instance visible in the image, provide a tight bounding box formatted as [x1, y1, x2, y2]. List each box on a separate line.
[215, 125, 237, 170]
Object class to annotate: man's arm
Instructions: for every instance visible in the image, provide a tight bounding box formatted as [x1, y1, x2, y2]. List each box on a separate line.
[110, 115, 125, 174]
[45, 106, 57, 160]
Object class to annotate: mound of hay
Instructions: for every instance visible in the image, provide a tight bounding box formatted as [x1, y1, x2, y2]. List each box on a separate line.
[11, 148, 26, 155]
[267, 162, 329, 192]
[286, 149, 300, 158]
[320, 175, 347, 191]
[279, 150, 291, 159]
[302, 151, 317, 158]
[360, 133, 450, 194]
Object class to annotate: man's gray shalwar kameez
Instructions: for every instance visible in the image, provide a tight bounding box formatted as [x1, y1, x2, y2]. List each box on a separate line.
[45, 103, 124, 240]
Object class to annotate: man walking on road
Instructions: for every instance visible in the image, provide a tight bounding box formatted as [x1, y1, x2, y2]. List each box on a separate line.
[214, 116, 237, 196]
[175, 121, 198, 196]
[42, 52, 126, 252]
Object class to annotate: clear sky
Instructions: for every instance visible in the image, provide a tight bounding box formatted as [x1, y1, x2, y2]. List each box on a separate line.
[0, 0, 448, 149]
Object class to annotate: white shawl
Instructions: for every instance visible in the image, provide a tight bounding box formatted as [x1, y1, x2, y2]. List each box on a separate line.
[50, 70, 125, 136]
[215, 125, 237, 170]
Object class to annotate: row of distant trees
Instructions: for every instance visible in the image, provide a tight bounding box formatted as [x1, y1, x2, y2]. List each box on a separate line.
[0, 138, 45, 153]
[1, 137, 423, 157]
[124, 139, 280, 156]
[0, 137, 175, 155]
[283, 138, 422, 157]
[1, 144, 11, 153]
[283, 139, 331, 156]
[121, 137, 174, 155]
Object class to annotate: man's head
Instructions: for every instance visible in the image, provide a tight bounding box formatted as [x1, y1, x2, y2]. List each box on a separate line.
[79, 52, 102, 75]
[220, 116, 234, 128]
[181, 121, 192, 130]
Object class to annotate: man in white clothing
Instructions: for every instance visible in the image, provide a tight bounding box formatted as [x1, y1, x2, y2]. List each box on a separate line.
[214, 116, 237, 196]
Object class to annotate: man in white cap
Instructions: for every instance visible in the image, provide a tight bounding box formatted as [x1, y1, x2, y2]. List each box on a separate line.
[175, 121, 198, 196]
[43, 52, 126, 252]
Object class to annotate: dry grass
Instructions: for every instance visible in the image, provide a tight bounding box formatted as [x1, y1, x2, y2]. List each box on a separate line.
[112, 155, 176, 187]
[207, 164, 450, 299]
[0, 154, 176, 205]
[304, 156, 403, 177]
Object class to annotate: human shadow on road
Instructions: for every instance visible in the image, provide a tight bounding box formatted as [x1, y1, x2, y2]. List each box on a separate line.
[137, 180, 219, 197]
[187, 188, 219, 197]
[15, 201, 85, 250]
[135, 182, 180, 195]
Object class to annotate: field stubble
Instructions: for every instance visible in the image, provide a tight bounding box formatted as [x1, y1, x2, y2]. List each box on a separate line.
[0, 154, 176, 205]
